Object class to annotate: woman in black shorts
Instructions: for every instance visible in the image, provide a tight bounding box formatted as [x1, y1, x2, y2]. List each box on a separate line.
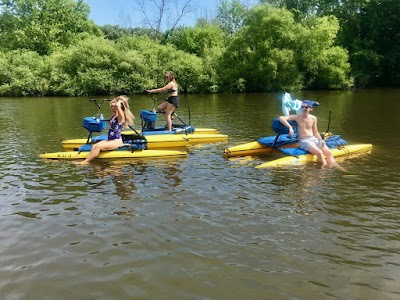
[146, 71, 179, 131]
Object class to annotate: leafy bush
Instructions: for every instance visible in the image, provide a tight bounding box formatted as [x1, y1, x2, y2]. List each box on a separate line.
[0, 50, 48, 96]
[218, 5, 351, 92]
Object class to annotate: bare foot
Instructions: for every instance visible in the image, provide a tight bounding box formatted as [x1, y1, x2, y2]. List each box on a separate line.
[329, 162, 347, 172]
[73, 160, 89, 165]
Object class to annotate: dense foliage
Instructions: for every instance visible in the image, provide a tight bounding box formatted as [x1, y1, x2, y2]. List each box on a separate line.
[0, 0, 398, 96]
[0, 0, 100, 55]
[263, 0, 400, 87]
[218, 7, 351, 92]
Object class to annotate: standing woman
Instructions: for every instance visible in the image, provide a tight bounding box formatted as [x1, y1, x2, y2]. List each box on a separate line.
[146, 71, 179, 131]
[75, 95, 135, 165]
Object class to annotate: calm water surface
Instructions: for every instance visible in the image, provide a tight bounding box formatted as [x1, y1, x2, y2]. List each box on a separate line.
[0, 89, 399, 299]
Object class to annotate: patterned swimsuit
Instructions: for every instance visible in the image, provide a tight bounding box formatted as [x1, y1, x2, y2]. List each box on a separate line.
[108, 118, 123, 140]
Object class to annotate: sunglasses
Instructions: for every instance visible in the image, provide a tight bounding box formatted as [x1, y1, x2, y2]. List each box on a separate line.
[301, 106, 311, 109]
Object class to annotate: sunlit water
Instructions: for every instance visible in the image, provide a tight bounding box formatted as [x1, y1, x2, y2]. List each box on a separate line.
[1, 89, 399, 299]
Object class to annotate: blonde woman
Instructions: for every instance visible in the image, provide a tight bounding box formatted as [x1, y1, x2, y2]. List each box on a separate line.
[75, 95, 134, 164]
[146, 71, 179, 131]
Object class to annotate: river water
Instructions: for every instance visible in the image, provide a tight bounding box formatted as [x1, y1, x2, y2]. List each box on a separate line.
[0, 89, 399, 299]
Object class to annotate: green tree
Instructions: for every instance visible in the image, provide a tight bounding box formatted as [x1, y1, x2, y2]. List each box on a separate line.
[47, 35, 122, 95]
[0, 49, 48, 96]
[117, 35, 212, 93]
[215, 0, 248, 36]
[43, 34, 212, 96]
[350, 0, 400, 86]
[100, 24, 162, 41]
[166, 25, 227, 92]
[219, 5, 302, 92]
[298, 16, 351, 89]
[0, 0, 100, 55]
[167, 25, 227, 57]
[264, 0, 400, 87]
[219, 4, 351, 92]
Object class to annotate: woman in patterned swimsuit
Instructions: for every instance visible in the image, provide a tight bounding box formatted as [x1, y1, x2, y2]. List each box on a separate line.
[75, 95, 134, 165]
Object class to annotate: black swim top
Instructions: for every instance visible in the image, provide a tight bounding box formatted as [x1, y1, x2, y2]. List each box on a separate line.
[167, 89, 177, 93]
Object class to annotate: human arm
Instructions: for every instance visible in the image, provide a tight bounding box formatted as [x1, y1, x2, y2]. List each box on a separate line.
[312, 117, 321, 140]
[146, 82, 174, 94]
[312, 116, 325, 145]
[115, 100, 126, 125]
[278, 115, 296, 137]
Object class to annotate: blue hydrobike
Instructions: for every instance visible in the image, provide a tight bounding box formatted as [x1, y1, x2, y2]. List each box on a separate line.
[138, 93, 195, 135]
[78, 99, 146, 150]
[223, 92, 372, 166]
[61, 95, 227, 150]
[40, 99, 187, 160]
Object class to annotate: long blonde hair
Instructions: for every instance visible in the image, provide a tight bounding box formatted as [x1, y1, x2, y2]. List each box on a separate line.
[165, 71, 178, 90]
[112, 95, 135, 128]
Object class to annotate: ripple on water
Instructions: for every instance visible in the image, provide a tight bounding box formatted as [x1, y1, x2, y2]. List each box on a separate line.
[1, 94, 400, 299]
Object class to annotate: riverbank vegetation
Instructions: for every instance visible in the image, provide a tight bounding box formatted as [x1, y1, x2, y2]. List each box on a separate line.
[0, 0, 398, 96]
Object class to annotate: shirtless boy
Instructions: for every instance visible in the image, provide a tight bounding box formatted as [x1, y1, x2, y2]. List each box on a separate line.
[278, 100, 342, 169]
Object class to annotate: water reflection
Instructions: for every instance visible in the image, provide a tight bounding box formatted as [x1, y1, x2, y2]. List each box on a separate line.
[160, 162, 183, 189]
[1, 91, 400, 299]
[267, 166, 334, 215]
[80, 159, 186, 218]
[90, 163, 138, 200]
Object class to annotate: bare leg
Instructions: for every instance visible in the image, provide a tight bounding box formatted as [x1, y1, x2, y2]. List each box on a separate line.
[157, 101, 168, 113]
[164, 103, 176, 131]
[321, 146, 347, 171]
[74, 139, 122, 165]
[307, 144, 328, 168]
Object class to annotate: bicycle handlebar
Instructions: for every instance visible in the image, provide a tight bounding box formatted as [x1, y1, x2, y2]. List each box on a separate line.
[88, 98, 111, 115]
